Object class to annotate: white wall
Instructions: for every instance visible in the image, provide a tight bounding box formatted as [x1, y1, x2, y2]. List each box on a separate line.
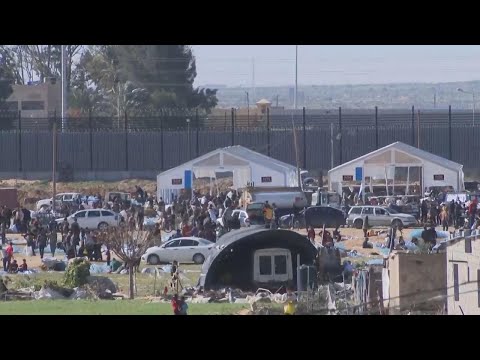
[157, 166, 189, 191]
[423, 162, 460, 191]
[250, 162, 288, 187]
[446, 237, 480, 315]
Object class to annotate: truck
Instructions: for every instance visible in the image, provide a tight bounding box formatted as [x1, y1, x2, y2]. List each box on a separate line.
[242, 187, 307, 209]
[311, 189, 341, 208]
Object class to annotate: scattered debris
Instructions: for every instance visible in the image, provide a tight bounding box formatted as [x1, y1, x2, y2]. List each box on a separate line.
[86, 276, 117, 299]
[34, 286, 65, 300]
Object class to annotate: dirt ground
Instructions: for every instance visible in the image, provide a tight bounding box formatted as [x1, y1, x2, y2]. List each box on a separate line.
[296, 226, 418, 258]
[4, 178, 233, 210]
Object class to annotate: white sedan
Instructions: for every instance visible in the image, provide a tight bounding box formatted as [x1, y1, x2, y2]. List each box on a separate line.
[141, 237, 214, 265]
[56, 209, 120, 230]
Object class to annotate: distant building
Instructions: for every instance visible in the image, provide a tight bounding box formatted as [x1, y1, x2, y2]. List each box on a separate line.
[5, 79, 61, 118]
[206, 98, 272, 128]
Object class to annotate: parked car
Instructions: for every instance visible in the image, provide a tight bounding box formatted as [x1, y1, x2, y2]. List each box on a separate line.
[141, 237, 214, 265]
[279, 206, 346, 229]
[347, 206, 417, 229]
[36, 193, 82, 211]
[106, 192, 132, 206]
[217, 209, 250, 228]
[55, 209, 120, 230]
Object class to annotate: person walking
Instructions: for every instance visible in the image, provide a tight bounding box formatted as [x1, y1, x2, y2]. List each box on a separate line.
[440, 207, 449, 232]
[4, 241, 14, 271]
[37, 228, 48, 259]
[49, 219, 57, 257]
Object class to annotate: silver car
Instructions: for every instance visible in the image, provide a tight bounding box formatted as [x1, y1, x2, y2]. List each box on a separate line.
[347, 206, 417, 229]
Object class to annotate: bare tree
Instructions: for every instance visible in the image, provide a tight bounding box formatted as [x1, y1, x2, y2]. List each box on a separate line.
[98, 228, 153, 299]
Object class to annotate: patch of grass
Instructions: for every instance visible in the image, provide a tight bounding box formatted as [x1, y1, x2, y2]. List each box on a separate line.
[0, 300, 246, 315]
[4, 264, 202, 298]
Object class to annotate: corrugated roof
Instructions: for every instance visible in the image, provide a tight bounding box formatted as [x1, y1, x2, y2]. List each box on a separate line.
[328, 141, 463, 173]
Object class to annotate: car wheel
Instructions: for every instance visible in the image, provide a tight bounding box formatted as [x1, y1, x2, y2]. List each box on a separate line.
[193, 253, 205, 264]
[98, 222, 108, 231]
[392, 219, 403, 229]
[354, 219, 363, 229]
[147, 254, 160, 265]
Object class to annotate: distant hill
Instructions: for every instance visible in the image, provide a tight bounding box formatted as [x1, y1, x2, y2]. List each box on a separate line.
[213, 80, 480, 110]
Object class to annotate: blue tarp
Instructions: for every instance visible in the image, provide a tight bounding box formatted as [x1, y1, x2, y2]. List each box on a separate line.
[90, 263, 110, 274]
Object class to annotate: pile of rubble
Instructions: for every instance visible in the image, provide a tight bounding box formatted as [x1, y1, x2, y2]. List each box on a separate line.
[147, 284, 356, 315]
[0, 275, 125, 302]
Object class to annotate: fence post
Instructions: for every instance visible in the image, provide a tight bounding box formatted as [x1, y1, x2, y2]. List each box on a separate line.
[267, 107, 271, 156]
[125, 110, 128, 171]
[302, 107, 306, 168]
[89, 109, 93, 171]
[411, 105, 415, 146]
[160, 110, 164, 170]
[338, 107, 343, 163]
[18, 110, 22, 172]
[231, 108, 235, 146]
[449, 105, 452, 160]
[195, 108, 199, 157]
[375, 106, 379, 150]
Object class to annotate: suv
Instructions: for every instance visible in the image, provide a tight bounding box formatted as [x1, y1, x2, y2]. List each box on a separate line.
[56, 209, 120, 230]
[347, 206, 417, 229]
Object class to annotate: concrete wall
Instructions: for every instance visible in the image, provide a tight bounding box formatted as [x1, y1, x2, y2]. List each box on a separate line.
[387, 251, 447, 313]
[446, 236, 480, 315]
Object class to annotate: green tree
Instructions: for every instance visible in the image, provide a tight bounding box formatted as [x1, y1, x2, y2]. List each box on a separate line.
[115, 45, 218, 113]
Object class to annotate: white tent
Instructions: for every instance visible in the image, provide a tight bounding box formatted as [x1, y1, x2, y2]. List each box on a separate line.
[328, 142, 464, 195]
[157, 145, 299, 203]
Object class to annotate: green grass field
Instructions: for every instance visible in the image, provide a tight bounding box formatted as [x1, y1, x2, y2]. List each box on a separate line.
[0, 300, 247, 315]
[0, 264, 238, 314]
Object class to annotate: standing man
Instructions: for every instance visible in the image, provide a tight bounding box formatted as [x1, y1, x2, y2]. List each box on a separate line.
[263, 201, 273, 229]
[37, 228, 47, 260]
[4, 241, 14, 272]
[70, 217, 81, 257]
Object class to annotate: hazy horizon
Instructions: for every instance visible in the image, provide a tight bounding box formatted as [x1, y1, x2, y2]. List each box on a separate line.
[192, 45, 480, 87]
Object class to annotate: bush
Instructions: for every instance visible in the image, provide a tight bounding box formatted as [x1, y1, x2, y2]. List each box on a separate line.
[63, 258, 91, 288]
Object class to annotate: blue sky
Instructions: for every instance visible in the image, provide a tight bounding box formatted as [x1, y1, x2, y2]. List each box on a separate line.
[191, 45, 480, 87]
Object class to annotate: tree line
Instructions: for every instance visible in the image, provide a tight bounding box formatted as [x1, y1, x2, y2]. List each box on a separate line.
[0, 45, 218, 122]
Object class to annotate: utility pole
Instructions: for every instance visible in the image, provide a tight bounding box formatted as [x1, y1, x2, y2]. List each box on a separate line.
[245, 91, 250, 129]
[294, 45, 298, 110]
[117, 81, 121, 129]
[330, 123, 334, 169]
[52, 112, 57, 214]
[252, 58, 256, 103]
[61, 45, 67, 131]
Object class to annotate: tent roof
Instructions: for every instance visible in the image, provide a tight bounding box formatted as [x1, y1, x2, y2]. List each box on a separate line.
[157, 145, 298, 178]
[199, 227, 317, 288]
[328, 141, 463, 173]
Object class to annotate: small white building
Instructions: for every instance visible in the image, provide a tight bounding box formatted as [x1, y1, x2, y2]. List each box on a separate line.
[328, 142, 464, 195]
[445, 231, 480, 315]
[157, 145, 299, 203]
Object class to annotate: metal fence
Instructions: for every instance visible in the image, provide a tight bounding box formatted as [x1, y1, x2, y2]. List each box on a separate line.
[0, 106, 479, 173]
